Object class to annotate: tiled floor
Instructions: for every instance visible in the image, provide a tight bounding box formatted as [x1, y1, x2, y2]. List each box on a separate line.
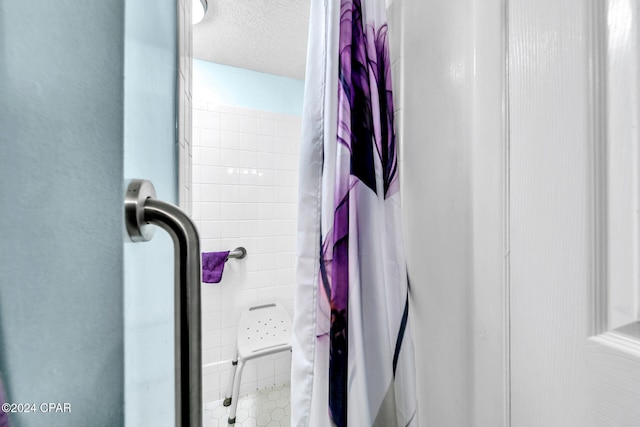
[203, 382, 291, 427]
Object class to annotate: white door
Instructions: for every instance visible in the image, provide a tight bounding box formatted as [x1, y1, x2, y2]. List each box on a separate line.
[509, 0, 640, 425]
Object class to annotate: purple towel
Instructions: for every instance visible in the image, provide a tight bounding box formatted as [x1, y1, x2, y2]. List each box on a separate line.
[202, 251, 230, 283]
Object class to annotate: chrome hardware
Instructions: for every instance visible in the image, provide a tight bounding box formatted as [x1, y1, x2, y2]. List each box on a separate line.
[228, 247, 247, 260]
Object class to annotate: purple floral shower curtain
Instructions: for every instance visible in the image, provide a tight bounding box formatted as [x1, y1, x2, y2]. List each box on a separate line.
[292, 0, 418, 425]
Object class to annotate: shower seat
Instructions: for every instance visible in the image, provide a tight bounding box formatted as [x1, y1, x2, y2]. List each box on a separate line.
[223, 302, 292, 425]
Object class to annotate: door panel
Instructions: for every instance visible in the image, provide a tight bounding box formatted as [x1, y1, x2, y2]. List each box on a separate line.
[605, 0, 640, 331]
[587, 0, 640, 423]
[510, 0, 591, 423]
[509, 0, 640, 425]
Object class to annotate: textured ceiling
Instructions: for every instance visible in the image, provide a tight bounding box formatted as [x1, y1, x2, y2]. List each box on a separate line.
[193, 0, 311, 80]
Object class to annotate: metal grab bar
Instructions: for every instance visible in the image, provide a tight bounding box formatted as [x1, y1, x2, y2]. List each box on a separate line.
[125, 179, 202, 427]
[227, 247, 247, 260]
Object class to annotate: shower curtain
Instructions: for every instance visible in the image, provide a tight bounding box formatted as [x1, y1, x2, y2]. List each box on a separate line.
[292, 0, 418, 425]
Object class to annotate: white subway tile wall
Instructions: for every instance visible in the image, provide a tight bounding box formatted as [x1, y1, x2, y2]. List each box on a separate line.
[192, 102, 301, 403]
[177, 0, 193, 214]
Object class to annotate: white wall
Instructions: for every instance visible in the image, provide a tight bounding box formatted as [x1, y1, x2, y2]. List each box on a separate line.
[398, 0, 508, 425]
[191, 68, 302, 402]
[0, 2, 125, 426]
[401, 1, 474, 423]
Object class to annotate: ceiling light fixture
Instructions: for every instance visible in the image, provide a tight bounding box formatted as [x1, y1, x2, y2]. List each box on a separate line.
[192, 0, 207, 25]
